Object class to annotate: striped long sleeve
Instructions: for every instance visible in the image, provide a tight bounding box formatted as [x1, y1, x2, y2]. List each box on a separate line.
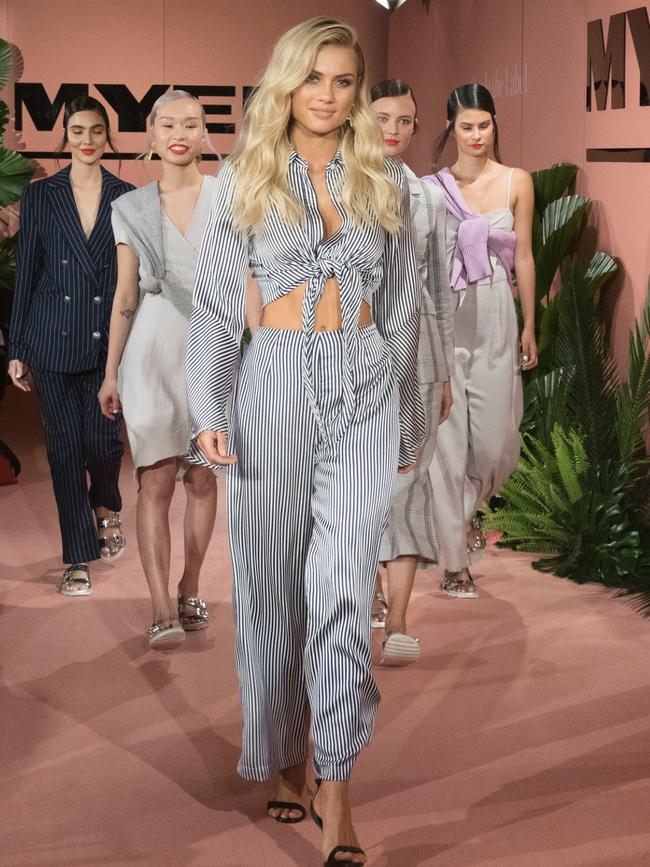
[9, 185, 42, 361]
[426, 190, 455, 379]
[374, 166, 425, 467]
[186, 163, 249, 438]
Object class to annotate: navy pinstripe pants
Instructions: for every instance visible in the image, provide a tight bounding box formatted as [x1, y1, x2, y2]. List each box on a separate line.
[228, 327, 398, 782]
[31, 367, 123, 565]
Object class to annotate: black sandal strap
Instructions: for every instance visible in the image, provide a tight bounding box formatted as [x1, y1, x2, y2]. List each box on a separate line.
[325, 846, 365, 865]
[266, 800, 306, 824]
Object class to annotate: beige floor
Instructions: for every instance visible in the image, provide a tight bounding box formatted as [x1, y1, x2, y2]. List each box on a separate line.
[1, 387, 649, 866]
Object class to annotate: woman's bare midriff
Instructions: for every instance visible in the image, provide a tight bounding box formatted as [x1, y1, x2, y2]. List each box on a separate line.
[260, 277, 373, 331]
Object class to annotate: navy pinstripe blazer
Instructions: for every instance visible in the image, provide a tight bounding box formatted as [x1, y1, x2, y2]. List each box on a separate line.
[9, 165, 134, 373]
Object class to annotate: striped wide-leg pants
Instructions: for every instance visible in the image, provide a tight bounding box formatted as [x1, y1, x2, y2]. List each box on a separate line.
[228, 326, 398, 781]
[31, 367, 124, 565]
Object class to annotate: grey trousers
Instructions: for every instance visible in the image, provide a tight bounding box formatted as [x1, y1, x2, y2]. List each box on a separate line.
[379, 380, 443, 564]
[228, 326, 398, 781]
[430, 276, 523, 572]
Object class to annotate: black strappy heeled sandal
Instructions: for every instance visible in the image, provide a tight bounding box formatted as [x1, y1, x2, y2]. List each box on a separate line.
[310, 780, 367, 866]
[266, 800, 306, 824]
[323, 846, 366, 866]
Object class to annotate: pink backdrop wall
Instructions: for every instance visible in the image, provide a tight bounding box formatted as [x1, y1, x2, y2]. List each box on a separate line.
[0, 0, 648, 356]
[0, 0, 388, 190]
[388, 0, 650, 361]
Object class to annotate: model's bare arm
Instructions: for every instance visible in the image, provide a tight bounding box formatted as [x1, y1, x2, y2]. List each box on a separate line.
[97, 244, 140, 418]
[512, 169, 537, 369]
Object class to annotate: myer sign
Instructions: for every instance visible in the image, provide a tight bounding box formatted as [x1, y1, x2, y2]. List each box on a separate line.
[13, 83, 254, 160]
[586, 5, 649, 161]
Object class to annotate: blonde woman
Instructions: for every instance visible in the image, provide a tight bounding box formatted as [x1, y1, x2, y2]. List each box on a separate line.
[98, 92, 218, 649]
[187, 18, 423, 866]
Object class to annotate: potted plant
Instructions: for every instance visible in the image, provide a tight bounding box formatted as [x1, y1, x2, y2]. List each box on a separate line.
[484, 162, 650, 613]
[0, 37, 34, 400]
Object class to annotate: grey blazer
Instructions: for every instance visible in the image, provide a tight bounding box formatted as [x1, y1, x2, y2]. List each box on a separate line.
[111, 177, 217, 320]
[405, 163, 455, 383]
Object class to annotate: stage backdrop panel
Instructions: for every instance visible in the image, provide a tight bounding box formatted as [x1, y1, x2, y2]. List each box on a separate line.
[0, 0, 388, 189]
[388, 0, 650, 362]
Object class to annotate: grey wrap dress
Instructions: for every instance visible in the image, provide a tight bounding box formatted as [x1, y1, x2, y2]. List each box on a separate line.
[111, 176, 217, 475]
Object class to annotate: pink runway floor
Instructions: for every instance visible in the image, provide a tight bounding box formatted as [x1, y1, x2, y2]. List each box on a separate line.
[2, 387, 650, 867]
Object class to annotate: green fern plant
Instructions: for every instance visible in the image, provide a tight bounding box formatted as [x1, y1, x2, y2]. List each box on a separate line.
[490, 162, 650, 611]
[484, 425, 650, 588]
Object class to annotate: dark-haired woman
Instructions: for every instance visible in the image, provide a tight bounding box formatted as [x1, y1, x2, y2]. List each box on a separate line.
[423, 83, 537, 598]
[370, 79, 454, 665]
[9, 96, 134, 596]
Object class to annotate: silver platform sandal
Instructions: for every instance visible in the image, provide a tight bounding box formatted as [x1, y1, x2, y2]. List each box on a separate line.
[97, 512, 126, 561]
[59, 563, 92, 596]
[148, 620, 185, 650]
[467, 514, 486, 554]
[440, 569, 478, 599]
[371, 590, 388, 629]
[178, 595, 209, 631]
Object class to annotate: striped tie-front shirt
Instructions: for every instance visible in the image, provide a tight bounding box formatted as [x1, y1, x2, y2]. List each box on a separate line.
[187, 150, 425, 467]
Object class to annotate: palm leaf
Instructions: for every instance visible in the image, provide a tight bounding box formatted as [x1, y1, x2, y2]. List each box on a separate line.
[535, 195, 590, 303]
[555, 256, 619, 462]
[521, 367, 570, 445]
[532, 209, 543, 264]
[0, 39, 11, 92]
[537, 294, 561, 359]
[616, 288, 650, 460]
[0, 147, 33, 208]
[0, 102, 8, 143]
[583, 251, 619, 297]
[0, 234, 16, 288]
[531, 163, 578, 213]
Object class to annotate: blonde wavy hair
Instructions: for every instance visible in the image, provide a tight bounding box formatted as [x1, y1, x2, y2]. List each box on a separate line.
[230, 17, 401, 234]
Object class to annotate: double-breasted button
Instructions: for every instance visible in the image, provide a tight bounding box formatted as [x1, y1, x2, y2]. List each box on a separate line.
[92, 331, 101, 340]
[61, 331, 68, 337]
[64, 295, 71, 302]
[93, 296, 102, 304]
[61, 260, 68, 266]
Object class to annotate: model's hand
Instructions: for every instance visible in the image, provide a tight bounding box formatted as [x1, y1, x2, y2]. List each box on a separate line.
[520, 326, 538, 370]
[398, 463, 415, 475]
[439, 381, 453, 424]
[98, 377, 121, 420]
[197, 429, 237, 466]
[8, 360, 31, 392]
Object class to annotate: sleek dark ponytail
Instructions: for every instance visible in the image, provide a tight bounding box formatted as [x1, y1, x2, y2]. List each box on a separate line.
[431, 83, 501, 169]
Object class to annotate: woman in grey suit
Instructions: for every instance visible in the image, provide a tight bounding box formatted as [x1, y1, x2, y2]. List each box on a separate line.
[371, 80, 455, 666]
[8, 96, 133, 596]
